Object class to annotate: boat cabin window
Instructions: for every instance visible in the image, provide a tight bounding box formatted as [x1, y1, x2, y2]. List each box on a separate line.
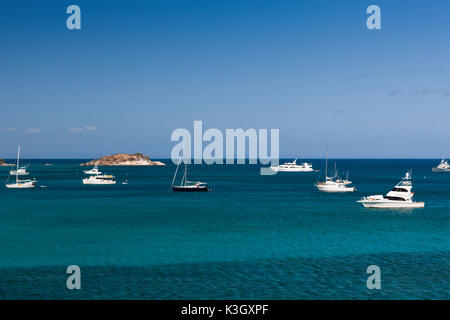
[385, 196, 406, 201]
[392, 188, 408, 192]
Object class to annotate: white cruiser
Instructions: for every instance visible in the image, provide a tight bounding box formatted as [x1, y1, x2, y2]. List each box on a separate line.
[358, 171, 424, 209]
[83, 165, 102, 175]
[82, 174, 116, 185]
[9, 166, 29, 176]
[271, 159, 314, 172]
[315, 148, 355, 192]
[432, 159, 450, 172]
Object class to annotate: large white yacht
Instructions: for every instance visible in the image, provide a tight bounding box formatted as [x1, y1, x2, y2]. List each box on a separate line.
[432, 159, 450, 172]
[6, 146, 36, 189]
[315, 148, 356, 192]
[83, 174, 116, 185]
[358, 171, 424, 208]
[271, 159, 314, 172]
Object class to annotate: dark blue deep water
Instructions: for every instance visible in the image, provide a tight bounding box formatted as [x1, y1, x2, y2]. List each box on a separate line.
[0, 159, 448, 299]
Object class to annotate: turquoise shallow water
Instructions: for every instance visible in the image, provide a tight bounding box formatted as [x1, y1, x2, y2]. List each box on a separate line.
[0, 159, 448, 299]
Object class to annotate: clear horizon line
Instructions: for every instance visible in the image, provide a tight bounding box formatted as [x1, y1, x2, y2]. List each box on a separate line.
[1, 157, 446, 160]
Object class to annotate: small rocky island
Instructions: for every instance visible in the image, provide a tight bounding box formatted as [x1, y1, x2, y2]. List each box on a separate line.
[0, 158, 14, 166]
[81, 153, 165, 166]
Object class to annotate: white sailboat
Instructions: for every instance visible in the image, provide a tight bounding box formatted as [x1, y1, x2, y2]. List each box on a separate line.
[5, 146, 36, 189]
[315, 147, 356, 192]
[172, 159, 208, 192]
[358, 171, 424, 208]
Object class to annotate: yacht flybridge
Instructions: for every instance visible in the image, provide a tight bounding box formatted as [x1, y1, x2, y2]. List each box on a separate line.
[315, 147, 355, 192]
[6, 146, 36, 189]
[432, 159, 450, 172]
[271, 159, 314, 172]
[172, 159, 209, 192]
[358, 171, 424, 208]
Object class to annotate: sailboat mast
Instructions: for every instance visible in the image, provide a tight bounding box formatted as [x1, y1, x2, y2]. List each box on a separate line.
[16, 146, 20, 172]
[183, 142, 188, 186]
[325, 146, 328, 179]
[184, 161, 187, 186]
[16, 146, 20, 182]
[171, 158, 181, 186]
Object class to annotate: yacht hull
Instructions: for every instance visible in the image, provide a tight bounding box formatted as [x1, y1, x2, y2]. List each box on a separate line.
[432, 168, 450, 172]
[172, 185, 208, 192]
[5, 182, 36, 188]
[272, 168, 314, 172]
[316, 184, 355, 192]
[317, 187, 355, 192]
[82, 179, 116, 185]
[359, 201, 424, 208]
[9, 171, 29, 176]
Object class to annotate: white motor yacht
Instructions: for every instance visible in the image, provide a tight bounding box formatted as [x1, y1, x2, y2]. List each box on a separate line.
[83, 165, 102, 175]
[6, 146, 36, 189]
[9, 166, 29, 176]
[358, 171, 424, 208]
[432, 159, 450, 172]
[83, 174, 116, 185]
[315, 147, 356, 192]
[271, 159, 314, 172]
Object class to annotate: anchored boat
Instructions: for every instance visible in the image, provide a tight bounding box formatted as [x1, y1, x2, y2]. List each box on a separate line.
[82, 174, 116, 185]
[6, 146, 36, 189]
[171, 159, 208, 192]
[358, 171, 424, 208]
[315, 147, 356, 192]
[271, 158, 314, 172]
[432, 159, 450, 172]
[84, 165, 102, 175]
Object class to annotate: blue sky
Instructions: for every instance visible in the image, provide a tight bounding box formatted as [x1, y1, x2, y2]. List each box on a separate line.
[1, 0, 449, 158]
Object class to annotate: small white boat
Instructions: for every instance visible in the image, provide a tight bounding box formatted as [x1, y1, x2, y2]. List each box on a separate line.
[82, 174, 116, 185]
[271, 159, 314, 172]
[358, 171, 424, 209]
[432, 159, 450, 172]
[6, 146, 37, 189]
[315, 147, 356, 193]
[9, 166, 29, 176]
[83, 165, 102, 175]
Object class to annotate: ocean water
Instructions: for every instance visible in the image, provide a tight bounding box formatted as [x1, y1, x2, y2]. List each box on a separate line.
[0, 159, 448, 299]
